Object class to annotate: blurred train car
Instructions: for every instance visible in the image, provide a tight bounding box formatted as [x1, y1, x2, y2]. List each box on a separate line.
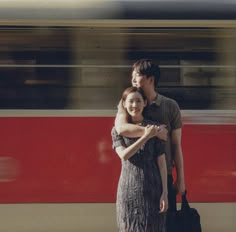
[0, 0, 236, 231]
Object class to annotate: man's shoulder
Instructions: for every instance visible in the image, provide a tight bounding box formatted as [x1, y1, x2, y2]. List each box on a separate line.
[159, 93, 179, 107]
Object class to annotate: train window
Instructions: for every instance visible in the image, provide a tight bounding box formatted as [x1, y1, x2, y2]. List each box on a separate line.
[0, 27, 236, 110]
[0, 27, 130, 109]
[0, 27, 72, 109]
[124, 28, 236, 110]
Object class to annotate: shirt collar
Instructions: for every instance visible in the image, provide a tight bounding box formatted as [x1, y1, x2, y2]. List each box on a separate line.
[151, 93, 162, 106]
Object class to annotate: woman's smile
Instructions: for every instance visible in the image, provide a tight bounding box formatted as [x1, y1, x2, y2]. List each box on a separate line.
[123, 91, 147, 123]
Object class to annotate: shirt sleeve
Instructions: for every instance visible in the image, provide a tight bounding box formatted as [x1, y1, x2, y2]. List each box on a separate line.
[111, 127, 126, 150]
[169, 99, 182, 130]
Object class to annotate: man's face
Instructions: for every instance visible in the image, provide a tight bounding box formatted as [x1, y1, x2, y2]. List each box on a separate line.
[131, 70, 153, 91]
[132, 70, 147, 88]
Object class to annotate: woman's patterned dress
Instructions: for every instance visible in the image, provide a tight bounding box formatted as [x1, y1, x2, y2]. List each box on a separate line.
[111, 120, 166, 232]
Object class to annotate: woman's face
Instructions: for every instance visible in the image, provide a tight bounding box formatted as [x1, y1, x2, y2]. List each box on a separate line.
[123, 91, 146, 118]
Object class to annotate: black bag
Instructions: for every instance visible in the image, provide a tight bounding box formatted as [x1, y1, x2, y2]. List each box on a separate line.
[167, 191, 202, 232]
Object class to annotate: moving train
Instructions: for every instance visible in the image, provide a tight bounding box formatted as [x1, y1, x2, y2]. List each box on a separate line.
[0, 0, 235, 231]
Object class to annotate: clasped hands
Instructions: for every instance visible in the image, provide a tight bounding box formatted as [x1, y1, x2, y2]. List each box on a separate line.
[145, 124, 168, 141]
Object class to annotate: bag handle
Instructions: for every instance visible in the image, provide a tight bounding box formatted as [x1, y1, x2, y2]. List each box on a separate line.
[181, 190, 191, 211]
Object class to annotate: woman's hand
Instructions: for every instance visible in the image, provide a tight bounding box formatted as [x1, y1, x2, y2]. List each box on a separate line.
[144, 125, 157, 140]
[159, 192, 168, 213]
[156, 124, 168, 141]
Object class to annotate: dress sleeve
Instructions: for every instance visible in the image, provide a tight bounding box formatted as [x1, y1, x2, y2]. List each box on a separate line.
[111, 127, 126, 150]
[154, 138, 166, 158]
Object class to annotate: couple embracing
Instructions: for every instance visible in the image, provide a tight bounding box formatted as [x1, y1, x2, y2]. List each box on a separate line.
[111, 59, 185, 232]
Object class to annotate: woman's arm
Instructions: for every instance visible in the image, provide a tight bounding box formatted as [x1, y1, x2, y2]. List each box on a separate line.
[115, 125, 156, 161]
[157, 154, 168, 212]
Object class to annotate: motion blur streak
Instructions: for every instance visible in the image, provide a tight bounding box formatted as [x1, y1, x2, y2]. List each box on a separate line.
[0, 1, 236, 232]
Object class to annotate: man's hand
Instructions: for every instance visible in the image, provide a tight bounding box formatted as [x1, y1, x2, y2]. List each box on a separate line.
[117, 99, 126, 115]
[115, 100, 128, 134]
[174, 178, 186, 195]
[156, 124, 168, 141]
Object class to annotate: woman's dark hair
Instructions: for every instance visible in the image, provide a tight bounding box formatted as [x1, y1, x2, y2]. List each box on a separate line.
[132, 59, 160, 88]
[122, 86, 146, 103]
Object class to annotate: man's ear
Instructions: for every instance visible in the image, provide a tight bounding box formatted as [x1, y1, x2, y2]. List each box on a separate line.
[144, 100, 147, 107]
[149, 76, 155, 85]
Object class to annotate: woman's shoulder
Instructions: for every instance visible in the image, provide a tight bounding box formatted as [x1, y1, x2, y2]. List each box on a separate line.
[111, 127, 125, 140]
[111, 126, 119, 137]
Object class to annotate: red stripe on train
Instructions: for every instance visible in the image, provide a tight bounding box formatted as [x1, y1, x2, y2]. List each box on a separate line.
[0, 117, 235, 203]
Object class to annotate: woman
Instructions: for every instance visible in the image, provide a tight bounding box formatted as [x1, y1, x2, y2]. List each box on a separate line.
[111, 86, 168, 232]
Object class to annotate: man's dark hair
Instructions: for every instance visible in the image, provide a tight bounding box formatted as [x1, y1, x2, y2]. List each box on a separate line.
[132, 59, 160, 88]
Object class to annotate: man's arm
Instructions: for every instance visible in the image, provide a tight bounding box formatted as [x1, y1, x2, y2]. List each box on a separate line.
[115, 112, 168, 140]
[115, 112, 145, 137]
[115, 125, 156, 160]
[114, 99, 145, 137]
[115, 101, 168, 140]
[172, 128, 185, 195]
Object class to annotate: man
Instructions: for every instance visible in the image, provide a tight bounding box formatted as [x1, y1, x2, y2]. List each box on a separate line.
[115, 59, 185, 212]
